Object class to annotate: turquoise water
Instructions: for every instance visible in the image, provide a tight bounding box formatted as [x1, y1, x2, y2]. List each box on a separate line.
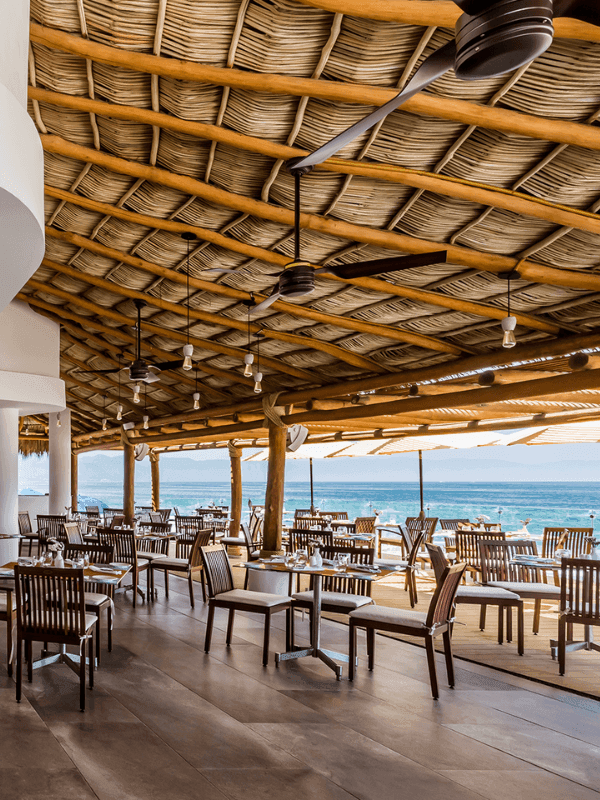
[77, 481, 599, 537]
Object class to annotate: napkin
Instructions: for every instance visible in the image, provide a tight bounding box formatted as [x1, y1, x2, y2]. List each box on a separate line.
[89, 566, 120, 575]
[350, 564, 380, 573]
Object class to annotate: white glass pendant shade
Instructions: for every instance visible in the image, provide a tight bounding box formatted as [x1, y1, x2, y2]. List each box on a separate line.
[143, 415, 149, 429]
[253, 372, 263, 394]
[116, 404, 123, 421]
[501, 315, 517, 348]
[193, 392, 200, 410]
[102, 418, 108, 431]
[243, 352, 254, 377]
[182, 343, 194, 370]
[133, 384, 141, 403]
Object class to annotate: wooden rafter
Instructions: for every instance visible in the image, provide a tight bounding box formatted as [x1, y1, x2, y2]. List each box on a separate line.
[30, 23, 600, 150]
[41, 137, 600, 293]
[32, 88, 600, 238]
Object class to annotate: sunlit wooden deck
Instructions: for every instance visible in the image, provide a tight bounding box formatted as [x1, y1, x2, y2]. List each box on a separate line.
[2, 571, 599, 800]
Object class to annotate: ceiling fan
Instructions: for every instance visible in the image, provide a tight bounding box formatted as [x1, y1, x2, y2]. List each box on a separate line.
[74, 299, 186, 383]
[201, 0, 597, 313]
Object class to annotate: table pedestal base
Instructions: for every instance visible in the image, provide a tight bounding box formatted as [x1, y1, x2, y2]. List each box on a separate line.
[35, 643, 95, 672]
[275, 572, 346, 680]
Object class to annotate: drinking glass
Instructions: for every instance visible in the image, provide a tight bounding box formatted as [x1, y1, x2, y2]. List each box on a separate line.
[296, 548, 308, 567]
[554, 547, 571, 560]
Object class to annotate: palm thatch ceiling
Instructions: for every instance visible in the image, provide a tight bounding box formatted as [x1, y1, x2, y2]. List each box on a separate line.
[18, 0, 600, 451]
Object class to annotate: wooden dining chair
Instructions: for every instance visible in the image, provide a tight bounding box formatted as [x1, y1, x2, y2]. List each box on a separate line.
[427, 543, 524, 654]
[406, 517, 439, 542]
[36, 515, 67, 551]
[288, 529, 334, 552]
[201, 544, 292, 666]
[0, 584, 16, 676]
[328, 511, 349, 520]
[289, 545, 375, 647]
[62, 522, 83, 545]
[97, 528, 149, 607]
[65, 542, 115, 663]
[176, 516, 211, 557]
[136, 522, 171, 563]
[349, 561, 467, 699]
[14, 565, 96, 711]
[558, 558, 600, 675]
[479, 539, 560, 634]
[542, 527, 593, 559]
[455, 530, 505, 582]
[18, 512, 36, 556]
[149, 528, 212, 606]
[293, 516, 329, 531]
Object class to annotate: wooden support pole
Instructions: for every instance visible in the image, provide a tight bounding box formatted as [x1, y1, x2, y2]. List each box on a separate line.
[123, 442, 135, 527]
[229, 444, 243, 539]
[71, 450, 78, 514]
[150, 451, 160, 512]
[418, 450, 424, 519]
[261, 422, 287, 556]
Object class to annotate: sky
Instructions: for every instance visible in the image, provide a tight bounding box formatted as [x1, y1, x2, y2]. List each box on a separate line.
[18, 439, 600, 489]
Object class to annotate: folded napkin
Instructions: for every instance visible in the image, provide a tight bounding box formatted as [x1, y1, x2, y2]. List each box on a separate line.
[375, 562, 403, 571]
[322, 558, 336, 566]
[350, 564, 380, 573]
[89, 566, 120, 575]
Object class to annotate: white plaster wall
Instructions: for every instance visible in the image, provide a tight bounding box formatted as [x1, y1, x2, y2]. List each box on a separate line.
[0, 302, 65, 414]
[0, 0, 29, 108]
[0, 301, 60, 377]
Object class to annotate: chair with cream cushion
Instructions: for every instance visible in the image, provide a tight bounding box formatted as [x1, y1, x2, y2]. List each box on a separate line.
[427, 543, 524, 654]
[0, 586, 16, 676]
[150, 528, 212, 606]
[201, 544, 292, 666]
[349, 561, 466, 699]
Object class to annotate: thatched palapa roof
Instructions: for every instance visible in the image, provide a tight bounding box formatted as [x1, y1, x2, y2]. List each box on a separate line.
[18, 1, 600, 452]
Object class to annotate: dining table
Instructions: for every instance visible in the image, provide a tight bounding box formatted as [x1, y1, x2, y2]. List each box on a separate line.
[0, 559, 131, 673]
[240, 558, 399, 680]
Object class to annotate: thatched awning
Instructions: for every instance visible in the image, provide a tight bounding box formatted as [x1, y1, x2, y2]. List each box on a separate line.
[17, 2, 600, 453]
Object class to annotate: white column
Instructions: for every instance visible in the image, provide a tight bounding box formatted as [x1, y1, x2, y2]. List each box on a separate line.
[0, 408, 19, 562]
[49, 409, 71, 515]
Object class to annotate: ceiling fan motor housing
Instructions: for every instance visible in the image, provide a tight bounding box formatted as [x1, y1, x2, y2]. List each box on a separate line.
[279, 261, 316, 298]
[455, 0, 553, 80]
[129, 359, 150, 381]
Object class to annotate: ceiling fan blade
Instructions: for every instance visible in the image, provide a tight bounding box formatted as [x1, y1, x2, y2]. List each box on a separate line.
[288, 42, 455, 172]
[451, 0, 500, 13]
[148, 359, 186, 371]
[142, 372, 161, 384]
[553, 0, 600, 25]
[317, 252, 447, 280]
[250, 290, 282, 315]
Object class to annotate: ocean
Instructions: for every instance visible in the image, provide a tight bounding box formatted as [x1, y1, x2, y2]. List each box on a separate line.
[76, 480, 599, 538]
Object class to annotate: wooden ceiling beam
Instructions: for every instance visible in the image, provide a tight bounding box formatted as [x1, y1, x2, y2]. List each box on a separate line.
[42, 187, 561, 335]
[19, 287, 317, 384]
[44, 229, 468, 351]
[69, 328, 600, 442]
[41, 136, 600, 294]
[30, 270, 399, 371]
[62, 371, 141, 416]
[32, 88, 600, 240]
[295, 0, 600, 41]
[31, 23, 600, 149]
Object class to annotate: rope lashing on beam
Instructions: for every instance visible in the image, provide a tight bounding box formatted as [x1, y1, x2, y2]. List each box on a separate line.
[227, 440, 242, 458]
[263, 393, 287, 428]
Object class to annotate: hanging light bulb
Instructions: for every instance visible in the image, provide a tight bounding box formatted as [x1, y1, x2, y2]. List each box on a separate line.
[116, 404, 123, 421]
[501, 316, 517, 348]
[143, 415, 149, 430]
[132, 384, 141, 403]
[56, 412, 61, 428]
[193, 391, 200, 410]
[182, 343, 193, 370]
[102, 418, 108, 431]
[243, 352, 254, 377]
[500, 270, 519, 349]
[253, 371, 263, 394]
[23, 423, 29, 436]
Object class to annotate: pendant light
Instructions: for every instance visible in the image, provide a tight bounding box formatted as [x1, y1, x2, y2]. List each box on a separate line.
[132, 384, 141, 404]
[181, 232, 197, 370]
[102, 394, 107, 430]
[253, 331, 263, 394]
[243, 301, 254, 376]
[116, 354, 123, 420]
[193, 368, 200, 410]
[143, 384, 149, 428]
[499, 270, 519, 349]
[56, 412, 61, 427]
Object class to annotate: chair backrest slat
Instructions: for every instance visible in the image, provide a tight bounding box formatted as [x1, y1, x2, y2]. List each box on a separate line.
[200, 544, 234, 597]
[18, 511, 32, 536]
[478, 538, 538, 584]
[320, 545, 374, 596]
[426, 562, 467, 629]
[561, 558, 600, 623]
[405, 517, 438, 542]
[97, 528, 138, 566]
[289, 529, 334, 552]
[456, 530, 505, 573]
[542, 527, 592, 558]
[425, 543, 449, 584]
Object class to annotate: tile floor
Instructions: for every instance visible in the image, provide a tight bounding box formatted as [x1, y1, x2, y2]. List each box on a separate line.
[1, 575, 599, 800]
